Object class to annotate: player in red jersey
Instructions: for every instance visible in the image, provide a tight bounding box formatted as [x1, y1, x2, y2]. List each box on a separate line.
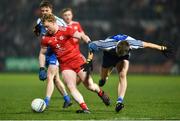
[34, 0, 72, 109]
[60, 8, 84, 46]
[60, 8, 86, 84]
[39, 14, 110, 113]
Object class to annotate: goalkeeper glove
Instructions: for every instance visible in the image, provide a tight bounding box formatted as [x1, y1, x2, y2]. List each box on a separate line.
[39, 67, 47, 81]
[81, 59, 93, 73]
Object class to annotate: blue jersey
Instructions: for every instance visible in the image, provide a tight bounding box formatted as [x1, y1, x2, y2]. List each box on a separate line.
[88, 34, 143, 53]
[36, 15, 66, 66]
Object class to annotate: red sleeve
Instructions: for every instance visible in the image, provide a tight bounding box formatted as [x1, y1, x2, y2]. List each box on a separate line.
[65, 26, 76, 37]
[77, 22, 84, 33]
[40, 36, 48, 47]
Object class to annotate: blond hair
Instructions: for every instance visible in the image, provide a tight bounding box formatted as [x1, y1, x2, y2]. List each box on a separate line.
[41, 13, 56, 24]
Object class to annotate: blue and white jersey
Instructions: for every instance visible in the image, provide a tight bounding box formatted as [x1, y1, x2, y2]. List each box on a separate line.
[36, 15, 67, 35]
[88, 34, 144, 52]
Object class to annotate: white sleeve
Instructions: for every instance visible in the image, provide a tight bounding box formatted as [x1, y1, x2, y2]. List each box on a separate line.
[123, 35, 143, 49]
[55, 16, 67, 27]
[126, 39, 144, 49]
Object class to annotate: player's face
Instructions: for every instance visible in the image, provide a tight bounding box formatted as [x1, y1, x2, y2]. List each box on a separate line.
[40, 7, 52, 16]
[62, 11, 73, 24]
[43, 21, 56, 35]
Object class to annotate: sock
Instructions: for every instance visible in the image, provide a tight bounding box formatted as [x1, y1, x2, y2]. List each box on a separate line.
[63, 95, 71, 103]
[80, 102, 88, 110]
[117, 96, 123, 103]
[98, 90, 104, 97]
[44, 96, 50, 106]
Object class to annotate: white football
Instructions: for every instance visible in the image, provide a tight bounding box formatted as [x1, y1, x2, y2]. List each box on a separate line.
[31, 98, 46, 112]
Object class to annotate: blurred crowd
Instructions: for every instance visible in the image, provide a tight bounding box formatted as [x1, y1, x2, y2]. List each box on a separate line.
[0, 0, 180, 72]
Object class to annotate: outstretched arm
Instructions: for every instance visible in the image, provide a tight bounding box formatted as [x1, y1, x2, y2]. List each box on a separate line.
[73, 31, 91, 43]
[142, 41, 167, 51]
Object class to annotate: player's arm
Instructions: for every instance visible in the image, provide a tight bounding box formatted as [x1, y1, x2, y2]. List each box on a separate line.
[142, 41, 167, 51]
[73, 31, 91, 43]
[72, 31, 94, 72]
[38, 46, 48, 81]
[39, 46, 47, 68]
[142, 41, 174, 57]
[73, 31, 93, 60]
[33, 24, 41, 36]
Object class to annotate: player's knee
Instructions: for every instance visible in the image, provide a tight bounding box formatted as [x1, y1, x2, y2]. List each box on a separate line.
[119, 71, 127, 79]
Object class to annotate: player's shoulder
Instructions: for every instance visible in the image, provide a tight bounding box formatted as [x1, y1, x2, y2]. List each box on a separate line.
[71, 21, 81, 25]
[54, 15, 67, 27]
[54, 15, 63, 20]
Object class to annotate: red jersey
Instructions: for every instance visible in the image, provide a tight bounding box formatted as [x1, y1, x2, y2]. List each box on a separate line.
[41, 26, 82, 64]
[68, 21, 83, 33]
[68, 21, 84, 48]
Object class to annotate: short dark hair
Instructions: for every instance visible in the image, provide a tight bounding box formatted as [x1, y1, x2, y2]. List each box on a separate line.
[116, 41, 130, 56]
[41, 13, 56, 24]
[39, 0, 53, 10]
[60, 8, 73, 16]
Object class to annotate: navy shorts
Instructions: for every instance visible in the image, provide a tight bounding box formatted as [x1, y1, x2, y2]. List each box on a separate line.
[102, 51, 129, 68]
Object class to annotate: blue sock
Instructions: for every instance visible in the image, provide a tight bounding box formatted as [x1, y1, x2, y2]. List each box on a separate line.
[63, 95, 71, 103]
[44, 96, 50, 106]
[117, 96, 123, 103]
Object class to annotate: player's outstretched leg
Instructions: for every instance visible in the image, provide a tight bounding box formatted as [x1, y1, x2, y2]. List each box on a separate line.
[78, 70, 111, 106]
[98, 90, 111, 106]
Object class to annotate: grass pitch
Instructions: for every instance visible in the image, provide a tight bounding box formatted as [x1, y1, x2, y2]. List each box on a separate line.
[0, 73, 180, 120]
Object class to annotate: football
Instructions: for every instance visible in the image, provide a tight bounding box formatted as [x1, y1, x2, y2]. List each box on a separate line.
[31, 98, 46, 112]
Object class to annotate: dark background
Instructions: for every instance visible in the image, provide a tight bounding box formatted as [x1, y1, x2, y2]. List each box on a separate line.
[0, 0, 179, 74]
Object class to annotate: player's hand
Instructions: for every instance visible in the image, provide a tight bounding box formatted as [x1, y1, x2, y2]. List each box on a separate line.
[81, 59, 93, 73]
[33, 24, 41, 37]
[160, 40, 175, 58]
[39, 67, 47, 81]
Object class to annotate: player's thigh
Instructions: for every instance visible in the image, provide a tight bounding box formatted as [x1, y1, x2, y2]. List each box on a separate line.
[78, 70, 94, 86]
[62, 70, 77, 86]
[76, 76, 81, 85]
[47, 65, 58, 75]
[54, 66, 62, 82]
[116, 60, 129, 77]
